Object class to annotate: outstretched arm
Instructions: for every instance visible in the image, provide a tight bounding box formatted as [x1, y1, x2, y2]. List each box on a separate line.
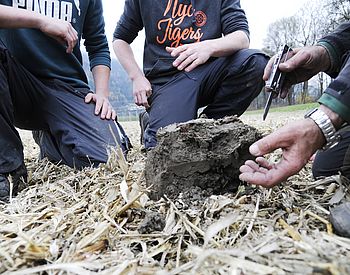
[0, 5, 77, 53]
[242, 23, 350, 187]
[239, 105, 343, 187]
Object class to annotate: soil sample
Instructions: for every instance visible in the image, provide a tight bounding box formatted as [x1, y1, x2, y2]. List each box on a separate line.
[145, 116, 261, 200]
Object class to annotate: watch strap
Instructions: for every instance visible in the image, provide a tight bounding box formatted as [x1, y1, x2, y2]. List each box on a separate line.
[305, 108, 340, 150]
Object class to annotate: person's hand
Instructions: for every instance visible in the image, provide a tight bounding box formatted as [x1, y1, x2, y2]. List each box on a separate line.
[132, 75, 152, 108]
[239, 119, 326, 187]
[264, 46, 331, 98]
[84, 93, 117, 120]
[38, 16, 78, 53]
[166, 41, 212, 72]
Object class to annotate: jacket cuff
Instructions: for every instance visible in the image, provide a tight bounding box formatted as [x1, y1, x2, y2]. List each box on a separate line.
[89, 55, 111, 71]
[318, 93, 350, 123]
[316, 40, 341, 75]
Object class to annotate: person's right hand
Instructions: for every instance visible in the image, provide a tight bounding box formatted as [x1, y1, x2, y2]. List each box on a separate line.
[38, 16, 78, 54]
[132, 75, 152, 108]
[263, 45, 331, 98]
[239, 118, 326, 187]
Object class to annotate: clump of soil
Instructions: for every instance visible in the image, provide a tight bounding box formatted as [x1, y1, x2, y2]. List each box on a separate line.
[174, 186, 213, 210]
[137, 212, 166, 234]
[145, 116, 262, 200]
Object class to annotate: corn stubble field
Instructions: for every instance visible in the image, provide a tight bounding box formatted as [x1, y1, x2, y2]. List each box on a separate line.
[1, 111, 350, 275]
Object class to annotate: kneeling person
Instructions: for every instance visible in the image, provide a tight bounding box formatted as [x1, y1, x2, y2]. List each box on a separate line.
[0, 2, 130, 202]
[113, 0, 268, 148]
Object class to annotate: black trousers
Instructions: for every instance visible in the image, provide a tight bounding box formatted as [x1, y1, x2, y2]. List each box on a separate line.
[144, 49, 269, 148]
[0, 46, 129, 173]
[312, 52, 350, 179]
[313, 127, 350, 179]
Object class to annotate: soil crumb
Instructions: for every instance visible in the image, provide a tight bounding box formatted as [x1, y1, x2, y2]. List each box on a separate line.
[137, 212, 166, 234]
[145, 116, 262, 200]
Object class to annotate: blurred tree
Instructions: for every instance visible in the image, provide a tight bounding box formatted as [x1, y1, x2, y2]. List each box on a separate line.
[324, 0, 350, 32]
[294, 0, 330, 103]
[262, 16, 300, 55]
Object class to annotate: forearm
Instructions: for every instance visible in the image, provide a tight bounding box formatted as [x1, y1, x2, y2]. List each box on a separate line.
[92, 65, 111, 97]
[204, 31, 249, 58]
[0, 5, 45, 29]
[113, 39, 144, 81]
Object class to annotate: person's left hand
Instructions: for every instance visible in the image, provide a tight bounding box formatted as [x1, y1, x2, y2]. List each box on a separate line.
[239, 119, 325, 187]
[166, 41, 212, 72]
[85, 93, 117, 120]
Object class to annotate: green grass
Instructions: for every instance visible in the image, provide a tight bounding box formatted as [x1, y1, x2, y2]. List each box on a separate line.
[246, 102, 319, 115]
[117, 103, 319, 121]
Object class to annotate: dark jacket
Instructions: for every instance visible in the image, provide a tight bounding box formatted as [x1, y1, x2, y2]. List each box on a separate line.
[114, 0, 249, 82]
[0, 0, 110, 89]
[317, 23, 350, 123]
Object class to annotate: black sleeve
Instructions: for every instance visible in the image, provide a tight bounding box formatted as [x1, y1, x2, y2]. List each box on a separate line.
[113, 0, 143, 44]
[316, 23, 350, 123]
[221, 0, 249, 37]
[82, 0, 111, 70]
[318, 54, 350, 123]
[318, 23, 350, 74]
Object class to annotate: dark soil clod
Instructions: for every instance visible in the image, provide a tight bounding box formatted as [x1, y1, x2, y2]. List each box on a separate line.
[145, 116, 262, 200]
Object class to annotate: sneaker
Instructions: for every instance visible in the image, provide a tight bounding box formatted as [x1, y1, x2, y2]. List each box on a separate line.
[330, 202, 350, 238]
[139, 111, 149, 145]
[0, 163, 28, 203]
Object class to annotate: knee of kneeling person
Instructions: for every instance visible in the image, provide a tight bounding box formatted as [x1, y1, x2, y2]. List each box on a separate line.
[253, 54, 269, 79]
[71, 147, 108, 169]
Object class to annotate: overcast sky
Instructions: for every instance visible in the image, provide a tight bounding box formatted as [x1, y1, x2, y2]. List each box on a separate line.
[102, 0, 310, 61]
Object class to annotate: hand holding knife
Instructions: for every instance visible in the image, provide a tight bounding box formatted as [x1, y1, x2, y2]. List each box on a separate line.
[263, 45, 292, 120]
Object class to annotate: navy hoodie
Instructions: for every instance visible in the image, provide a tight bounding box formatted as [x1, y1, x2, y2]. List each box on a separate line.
[0, 0, 110, 89]
[114, 0, 249, 82]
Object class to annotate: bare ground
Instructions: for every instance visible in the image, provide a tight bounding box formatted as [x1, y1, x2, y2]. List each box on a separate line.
[0, 111, 349, 275]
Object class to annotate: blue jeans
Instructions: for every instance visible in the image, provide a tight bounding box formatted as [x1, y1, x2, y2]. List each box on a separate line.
[144, 49, 269, 148]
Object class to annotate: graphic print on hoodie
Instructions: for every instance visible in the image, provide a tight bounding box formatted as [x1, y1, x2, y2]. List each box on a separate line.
[114, 0, 249, 81]
[156, 0, 205, 47]
[0, 0, 110, 89]
[11, 0, 80, 23]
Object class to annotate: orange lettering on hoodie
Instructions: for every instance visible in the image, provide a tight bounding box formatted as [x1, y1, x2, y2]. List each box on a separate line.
[156, 0, 204, 47]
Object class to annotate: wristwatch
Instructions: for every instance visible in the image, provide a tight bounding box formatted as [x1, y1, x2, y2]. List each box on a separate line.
[304, 108, 341, 150]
